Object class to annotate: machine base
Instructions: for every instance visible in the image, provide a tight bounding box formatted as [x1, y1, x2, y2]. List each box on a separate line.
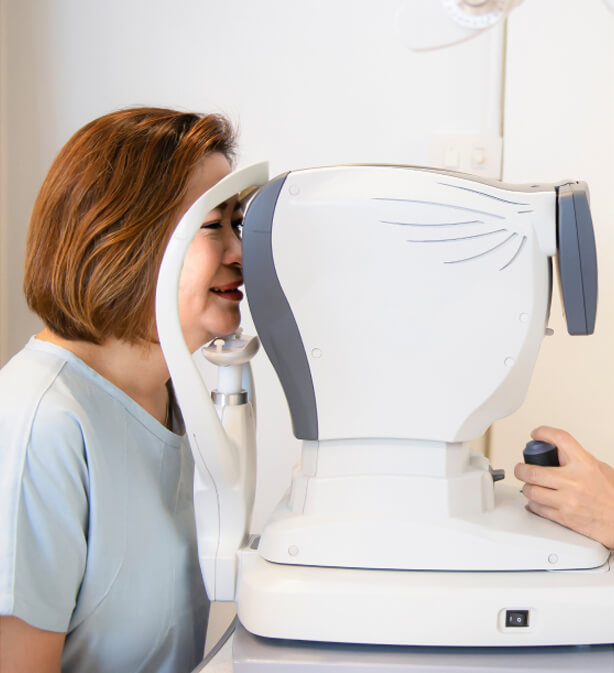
[237, 550, 614, 647]
[233, 622, 614, 672]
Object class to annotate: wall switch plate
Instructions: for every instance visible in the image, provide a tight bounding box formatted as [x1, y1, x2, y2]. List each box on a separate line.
[429, 133, 503, 179]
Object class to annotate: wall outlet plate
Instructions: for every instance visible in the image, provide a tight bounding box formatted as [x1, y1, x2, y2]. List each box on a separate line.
[429, 133, 503, 179]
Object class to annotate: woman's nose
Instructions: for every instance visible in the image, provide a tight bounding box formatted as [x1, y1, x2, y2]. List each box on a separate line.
[224, 228, 242, 266]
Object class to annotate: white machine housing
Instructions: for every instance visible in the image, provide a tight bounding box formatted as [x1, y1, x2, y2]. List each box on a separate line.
[237, 164, 611, 646]
[245, 165, 557, 443]
[156, 163, 612, 648]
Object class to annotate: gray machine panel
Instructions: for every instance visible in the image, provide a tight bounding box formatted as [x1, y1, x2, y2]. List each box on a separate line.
[556, 181, 598, 335]
[242, 174, 319, 440]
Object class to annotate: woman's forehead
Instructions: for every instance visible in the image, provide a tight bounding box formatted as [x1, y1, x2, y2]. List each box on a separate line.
[180, 153, 233, 210]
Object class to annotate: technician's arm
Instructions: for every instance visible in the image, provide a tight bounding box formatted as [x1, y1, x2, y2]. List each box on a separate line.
[0, 616, 65, 673]
[514, 426, 614, 549]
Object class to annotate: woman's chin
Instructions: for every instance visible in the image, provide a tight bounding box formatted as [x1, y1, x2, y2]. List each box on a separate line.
[205, 318, 242, 346]
[219, 311, 242, 337]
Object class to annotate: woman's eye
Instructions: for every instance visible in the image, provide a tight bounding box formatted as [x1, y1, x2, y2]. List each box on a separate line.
[201, 221, 222, 230]
[232, 219, 244, 237]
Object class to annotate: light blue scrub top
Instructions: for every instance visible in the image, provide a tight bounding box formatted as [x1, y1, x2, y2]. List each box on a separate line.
[0, 338, 208, 673]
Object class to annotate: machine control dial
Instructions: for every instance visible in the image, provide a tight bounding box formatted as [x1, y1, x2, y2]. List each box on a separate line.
[523, 440, 560, 467]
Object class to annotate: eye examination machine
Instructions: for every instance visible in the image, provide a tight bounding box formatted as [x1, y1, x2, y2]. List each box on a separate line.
[155, 162, 613, 666]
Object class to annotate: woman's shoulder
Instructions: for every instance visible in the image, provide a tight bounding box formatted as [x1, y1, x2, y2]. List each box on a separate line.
[1, 337, 131, 421]
[0, 338, 90, 425]
[1, 337, 69, 390]
[0, 339, 91, 477]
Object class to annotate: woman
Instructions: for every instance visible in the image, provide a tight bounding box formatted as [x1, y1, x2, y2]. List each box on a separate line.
[0, 108, 244, 672]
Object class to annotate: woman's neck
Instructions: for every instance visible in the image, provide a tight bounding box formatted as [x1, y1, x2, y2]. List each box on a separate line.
[37, 328, 171, 426]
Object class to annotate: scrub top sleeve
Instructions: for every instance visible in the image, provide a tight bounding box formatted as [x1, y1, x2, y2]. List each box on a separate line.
[8, 409, 89, 633]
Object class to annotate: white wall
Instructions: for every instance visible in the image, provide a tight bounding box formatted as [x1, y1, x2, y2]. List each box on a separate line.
[491, 0, 614, 480]
[0, 0, 504, 530]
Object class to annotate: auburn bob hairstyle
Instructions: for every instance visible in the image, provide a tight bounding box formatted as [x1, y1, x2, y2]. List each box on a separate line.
[24, 107, 236, 344]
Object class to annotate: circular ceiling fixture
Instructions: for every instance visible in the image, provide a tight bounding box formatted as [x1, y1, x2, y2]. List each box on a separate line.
[442, 0, 510, 30]
[396, 0, 524, 51]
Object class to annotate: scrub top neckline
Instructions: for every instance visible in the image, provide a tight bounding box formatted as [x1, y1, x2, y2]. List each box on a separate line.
[26, 336, 185, 447]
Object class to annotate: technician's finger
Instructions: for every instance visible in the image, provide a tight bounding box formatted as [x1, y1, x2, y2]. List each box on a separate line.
[530, 426, 587, 465]
[521, 482, 561, 509]
[525, 500, 560, 525]
[514, 462, 562, 489]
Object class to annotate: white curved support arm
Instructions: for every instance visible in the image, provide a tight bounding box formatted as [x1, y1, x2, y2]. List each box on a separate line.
[242, 362, 257, 422]
[155, 162, 269, 600]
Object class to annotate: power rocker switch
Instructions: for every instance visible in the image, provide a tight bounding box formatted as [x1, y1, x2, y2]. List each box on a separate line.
[505, 610, 529, 628]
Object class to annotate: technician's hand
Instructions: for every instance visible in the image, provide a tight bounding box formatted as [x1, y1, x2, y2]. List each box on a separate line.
[514, 426, 614, 550]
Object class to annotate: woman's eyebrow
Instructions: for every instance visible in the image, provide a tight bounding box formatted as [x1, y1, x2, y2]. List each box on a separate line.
[216, 198, 242, 212]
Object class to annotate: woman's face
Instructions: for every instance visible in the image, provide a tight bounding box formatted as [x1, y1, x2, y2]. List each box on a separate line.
[176, 152, 244, 352]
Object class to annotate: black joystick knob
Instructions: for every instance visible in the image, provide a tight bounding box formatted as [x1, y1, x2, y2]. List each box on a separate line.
[523, 440, 560, 467]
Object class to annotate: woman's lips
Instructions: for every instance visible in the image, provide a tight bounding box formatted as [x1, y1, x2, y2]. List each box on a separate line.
[210, 281, 244, 302]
